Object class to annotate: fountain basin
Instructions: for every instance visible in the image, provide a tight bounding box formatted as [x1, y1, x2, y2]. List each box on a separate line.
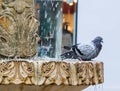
[0, 59, 104, 91]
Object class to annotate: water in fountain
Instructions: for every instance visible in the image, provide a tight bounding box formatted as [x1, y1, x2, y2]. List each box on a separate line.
[37, 0, 62, 58]
[93, 84, 104, 91]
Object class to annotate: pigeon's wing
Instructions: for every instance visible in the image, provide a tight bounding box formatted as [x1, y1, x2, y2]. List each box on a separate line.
[77, 43, 96, 60]
[63, 43, 81, 50]
[60, 51, 78, 59]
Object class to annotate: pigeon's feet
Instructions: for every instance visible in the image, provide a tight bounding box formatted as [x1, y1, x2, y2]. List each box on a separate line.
[77, 57, 83, 61]
[80, 58, 83, 61]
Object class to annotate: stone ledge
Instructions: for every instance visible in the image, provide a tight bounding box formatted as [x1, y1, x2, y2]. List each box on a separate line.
[0, 59, 104, 86]
[0, 84, 88, 91]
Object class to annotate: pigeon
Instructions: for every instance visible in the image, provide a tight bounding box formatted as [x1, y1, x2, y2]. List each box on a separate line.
[61, 36, 103, 61]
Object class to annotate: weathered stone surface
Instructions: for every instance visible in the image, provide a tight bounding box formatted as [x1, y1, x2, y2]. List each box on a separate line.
[0, 0, 39, 58]
[0, 59, 104, 91]
[0, 60, 36, 85]
[0, 60, 104, 85]
[38, 61, 104, 85]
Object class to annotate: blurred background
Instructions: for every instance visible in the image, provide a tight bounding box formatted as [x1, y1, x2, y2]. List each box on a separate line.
[77, 0, 120, 91]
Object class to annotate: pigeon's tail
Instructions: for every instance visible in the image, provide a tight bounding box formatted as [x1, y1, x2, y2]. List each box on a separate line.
[60, 51, 78, 60]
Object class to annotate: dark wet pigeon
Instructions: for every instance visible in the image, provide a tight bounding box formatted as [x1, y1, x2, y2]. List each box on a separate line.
[61, 36, 103, 61]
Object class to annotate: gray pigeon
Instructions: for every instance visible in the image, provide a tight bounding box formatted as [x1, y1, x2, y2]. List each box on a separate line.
[61, 36, 103, 61]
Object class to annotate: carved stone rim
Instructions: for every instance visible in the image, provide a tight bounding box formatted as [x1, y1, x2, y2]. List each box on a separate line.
[0, 59, 104, 86]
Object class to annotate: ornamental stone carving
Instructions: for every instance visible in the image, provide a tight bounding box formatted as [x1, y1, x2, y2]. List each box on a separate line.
[0, 60, 35, 84]
[0, 0, 40, 58]
[0, 59, 104, 91]
[0, 60, 104, 85]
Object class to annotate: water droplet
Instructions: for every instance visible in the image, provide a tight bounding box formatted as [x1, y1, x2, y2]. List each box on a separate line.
[53, 8, 55, 11]
[55, 2, 59, 8]
[51, 2, 54, 7]
[45, 11, 47, 18]
[43, 2, 47, 6]
[56, 11, 61, 18]
[47, 17, 51, 23]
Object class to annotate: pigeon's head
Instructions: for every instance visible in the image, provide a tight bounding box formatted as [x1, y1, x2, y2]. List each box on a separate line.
[92, 36, 103, 52]
[92, 36, 103, 43]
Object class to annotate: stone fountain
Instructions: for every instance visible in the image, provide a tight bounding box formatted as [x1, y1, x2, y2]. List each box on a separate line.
[0, 0, 104, 91]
